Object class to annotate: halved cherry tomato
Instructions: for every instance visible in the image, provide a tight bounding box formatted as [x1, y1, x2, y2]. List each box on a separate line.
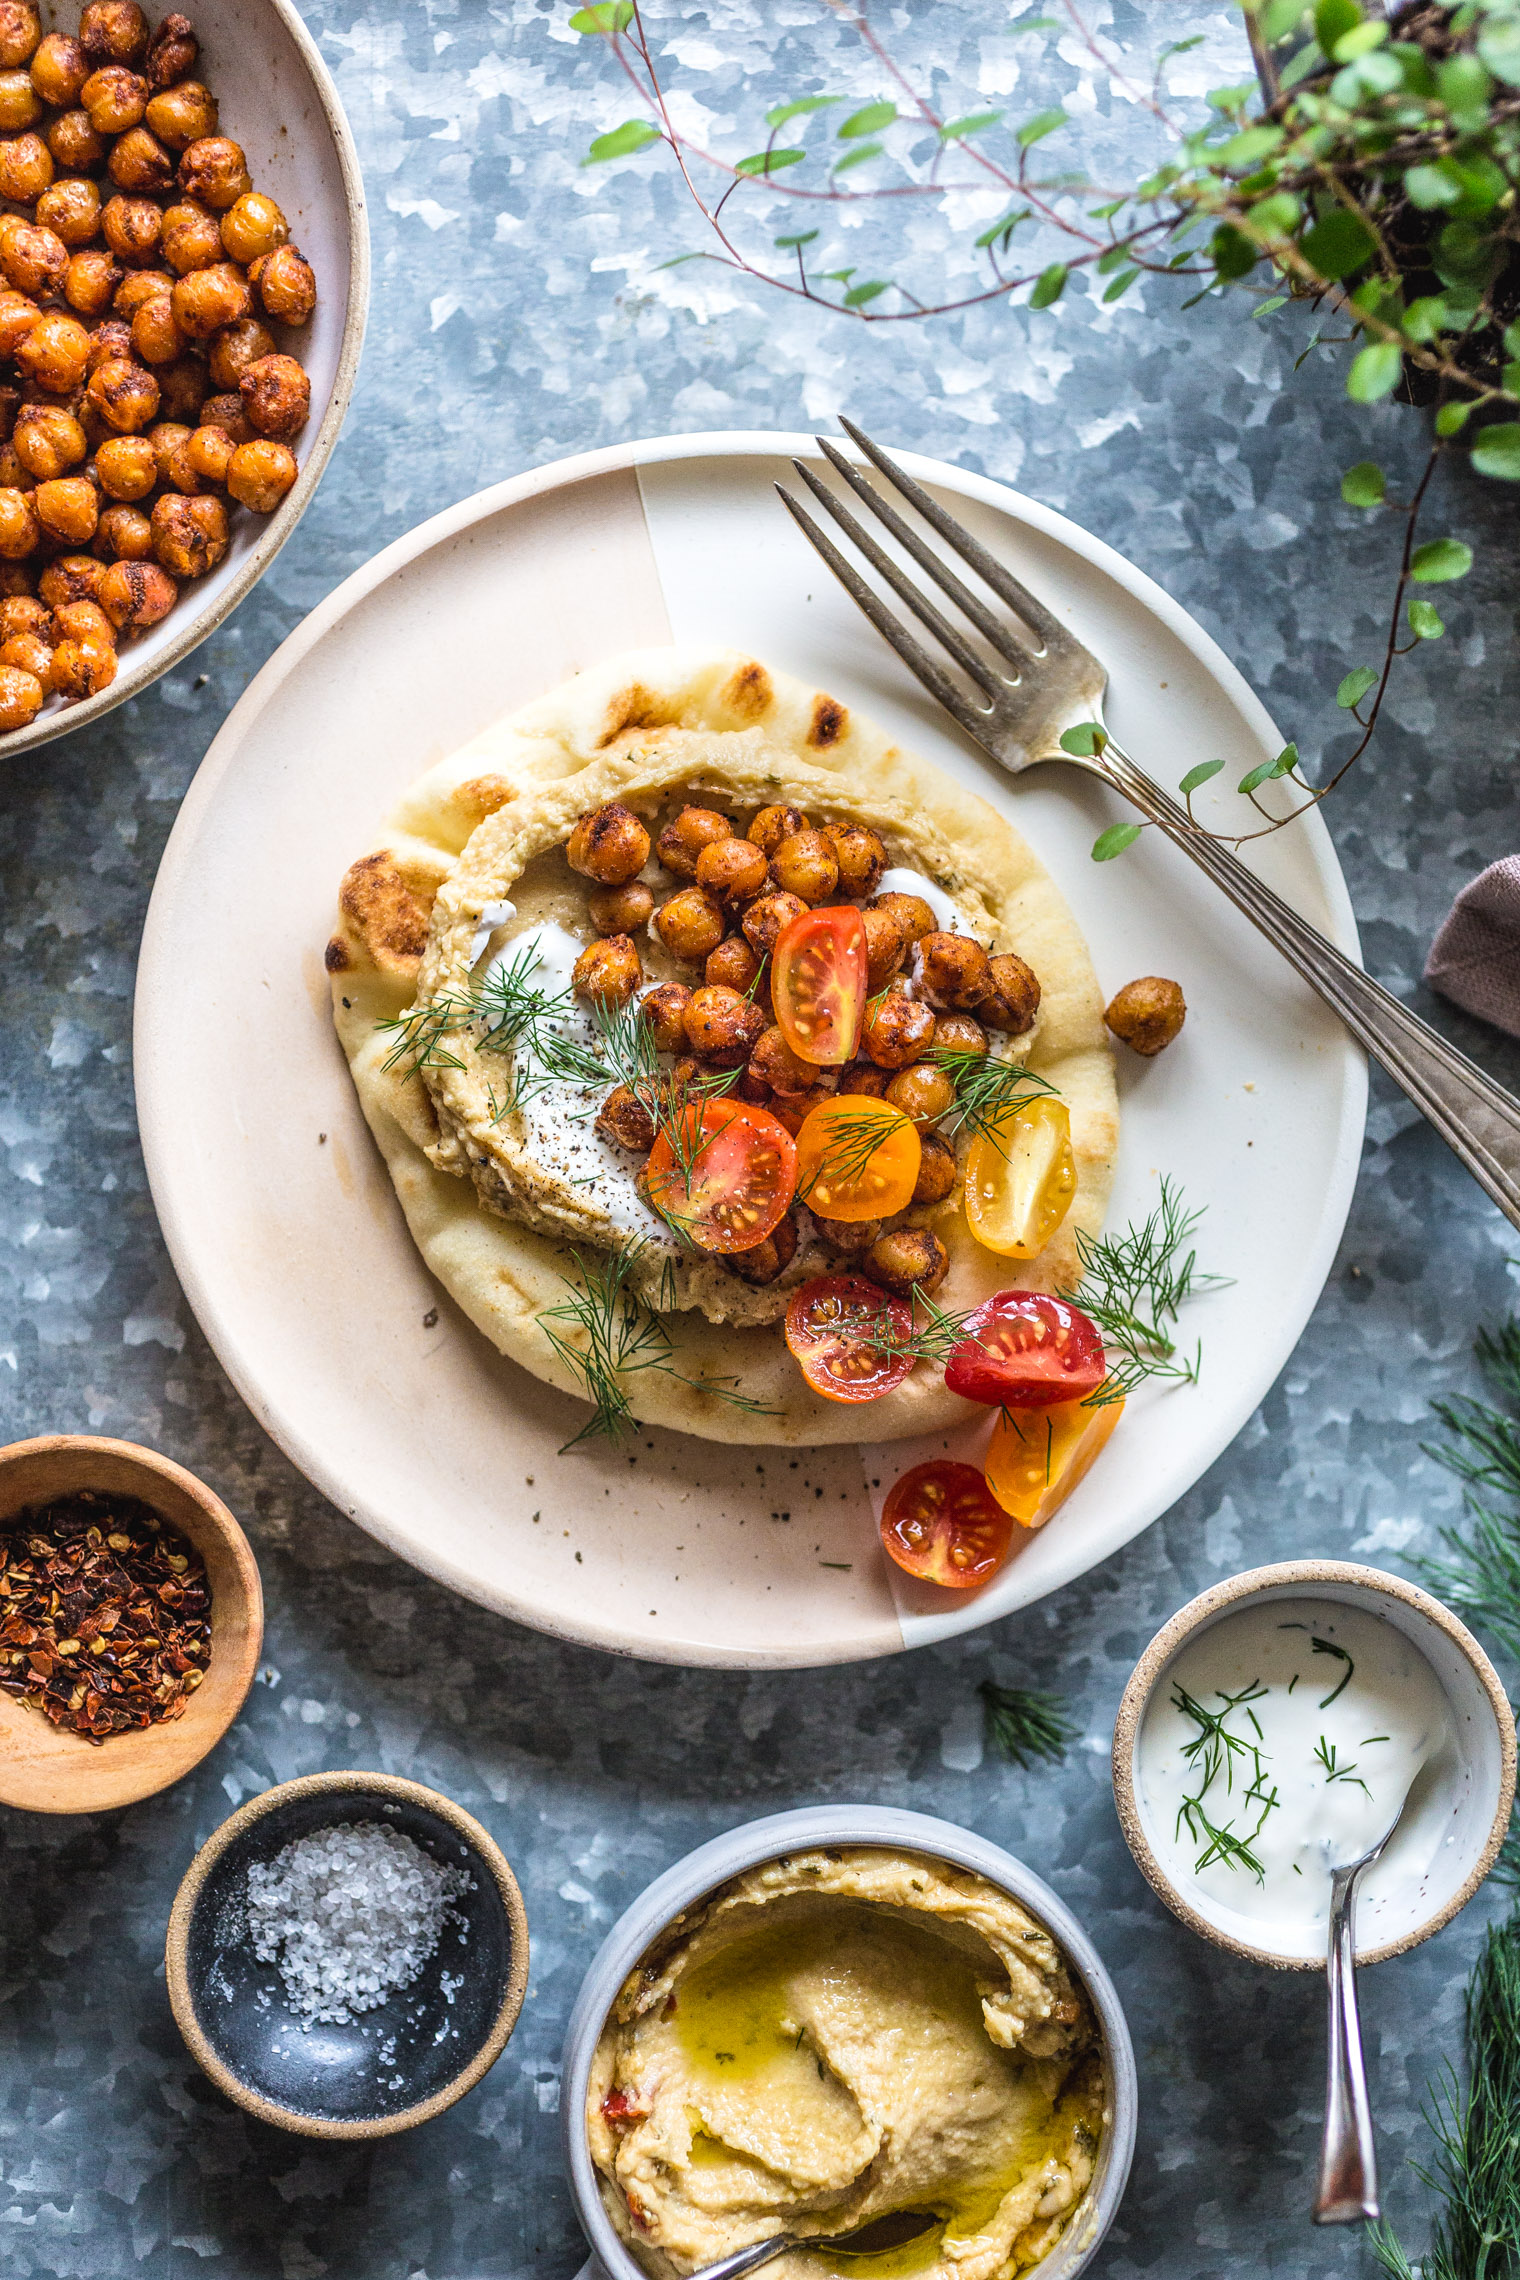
[945, 1293, 1106, 1408]
[965, 1095, 1076, 1258]
[879, 1460, 1014, 1588]
[785, 1273, 914, 1404]
[795, 1095, 921, 1222]
[772, 904, 868, 1066]
[646, 1099, 797, 1254]
[983, 1395, 1123, 1529]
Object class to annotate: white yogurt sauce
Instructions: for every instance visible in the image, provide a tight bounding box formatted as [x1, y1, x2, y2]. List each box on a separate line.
[876, 866, 963, 932]
[468, 898, 518, 967]
[1137, 1598, 1451, 1942]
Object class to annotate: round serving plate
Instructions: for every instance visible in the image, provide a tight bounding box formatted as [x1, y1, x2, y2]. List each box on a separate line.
[134, 433, 1366, 1668]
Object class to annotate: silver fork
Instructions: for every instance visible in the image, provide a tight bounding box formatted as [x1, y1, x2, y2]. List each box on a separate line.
[778, 419, 1520, 1233]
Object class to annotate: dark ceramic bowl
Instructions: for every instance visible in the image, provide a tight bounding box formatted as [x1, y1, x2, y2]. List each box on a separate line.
[166, 1771, 529, 2138]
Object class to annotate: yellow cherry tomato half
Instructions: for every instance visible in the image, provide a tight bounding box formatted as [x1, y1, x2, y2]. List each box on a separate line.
[772, 903, 868, 1066]
[795, 1094, 921, 1222]
[983, 1394, 1124, 1530]
[964, 1094, 1076, 1259]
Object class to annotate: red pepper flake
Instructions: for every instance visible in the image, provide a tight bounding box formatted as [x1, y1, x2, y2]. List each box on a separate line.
[0, 1491, 213, 1743]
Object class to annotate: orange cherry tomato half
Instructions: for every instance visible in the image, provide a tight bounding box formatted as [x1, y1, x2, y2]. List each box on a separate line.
[772, 904, 869, 1067]
[784, 1273, 914, 1404]
[983, 1395, 1124, 1530]
[646, 1098, 797, 1254]
[879, 1460, 1014, 1589]
[795, 1095, 921, 1222]
[944, 1293, 1106, 1408]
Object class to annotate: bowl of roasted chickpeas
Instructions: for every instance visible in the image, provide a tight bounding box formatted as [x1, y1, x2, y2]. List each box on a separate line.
[0, 0, 367, 752]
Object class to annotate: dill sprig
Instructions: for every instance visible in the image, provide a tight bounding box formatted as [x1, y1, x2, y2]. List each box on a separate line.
[1371, 1906, 1520, 2280]
[1063, 1177, 1226, 1406]
[979, 1680, 1076, 1770]
[1314, 1737, 1370, 1797]
[796, 1101, 903, 1205]
[1170, 1678, 1280, 1882]
[1420, 1320, 1520, 1665]
[929, 1045, 1057, 1150]
[856, 1285, 973, 1369]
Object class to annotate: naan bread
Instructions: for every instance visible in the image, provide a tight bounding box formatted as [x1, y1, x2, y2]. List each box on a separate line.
[327, 648, 1117, 1445]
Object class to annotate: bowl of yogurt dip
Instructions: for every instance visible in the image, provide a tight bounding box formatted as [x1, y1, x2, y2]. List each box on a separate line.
[1112, 1562, 1516, 1968]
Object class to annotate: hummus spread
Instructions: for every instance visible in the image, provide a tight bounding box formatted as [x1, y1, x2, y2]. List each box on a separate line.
[587, 1849, 1105, 2280]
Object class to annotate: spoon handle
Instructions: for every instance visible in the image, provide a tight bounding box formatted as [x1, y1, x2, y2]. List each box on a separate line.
[686, 2239, 791, 2280]
[1314, 1859, 1379, 2224]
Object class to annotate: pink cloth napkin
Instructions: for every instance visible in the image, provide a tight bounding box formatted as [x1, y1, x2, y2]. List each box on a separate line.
[1425, 857, 1520, 1039]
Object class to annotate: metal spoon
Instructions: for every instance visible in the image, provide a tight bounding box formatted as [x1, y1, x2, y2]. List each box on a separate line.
[687, 2211, 940, 2280]
[1312, 1785, 1416, 2225]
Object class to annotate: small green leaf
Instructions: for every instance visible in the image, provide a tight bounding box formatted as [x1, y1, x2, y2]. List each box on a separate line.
[764, 95, 840, 129]
[1060, 722, 1109, 758]
[974, 206, 1030, 250]
[1102, 267, 1139, 303]
[1479, 16, 1520, 87]
[842, 279, 890, 307]
[1435, 400, 1474, 436]
[1471, 423, 1520, 480]
[735, 146, 806, 176]
[1404, 162, 1462, 211]
[773, 229, 820, 249]
[1336, 665, 1378, 709]
[584, 118, 660, 164]
[1029, 262, 1068, 309]
[1211, 223, 1258, 280]
[1340, 460, 1385, 507]
[1331, 18, 1386, 59]
[1407, 597, 1445, 640]
[1299, 209, 1377, 280]
[1016, 106, 1068, 147]
[832, 142, 884, 174]
[570, 2, 633, 32]
[1314, 0, 1361, 51]
[1346, 341, 1402, 401]
[1091, 822, 1141, 862]
[1436, 52, 1492, 126]
[1238, 743, 1300, 793]
[838, 101, 896, 138]
[1252, 294, 1288, 319]
[1261, 0, 1309, 38]
[1179, 759, 1224, 795]
[1218, 125, 1283, 167]
[1409, 537, 1473, 583]
[939, 111, 1002, 139]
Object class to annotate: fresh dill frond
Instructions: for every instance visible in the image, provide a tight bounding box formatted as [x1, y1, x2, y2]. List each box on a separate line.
[1063, 1177, 1226, 1405]
[1170, 1678, 1280, 1881]
[1311, 1636, 1354, 1707]
[979, 1680, 1076, 1769]
[856, 1285, 973, 1368]
[929, 1045, 1057, 1150]
[795, 1102, 902, 1205]
[375, 992, 475, 1075]
[1419, 1320, 1520, 1662]
[1314, 1736, 1370, 1796]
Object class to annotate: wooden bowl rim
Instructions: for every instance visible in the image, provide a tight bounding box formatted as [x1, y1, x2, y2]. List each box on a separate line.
[165, 1770, 531, 2138]
[0, 1433, 264, 1813]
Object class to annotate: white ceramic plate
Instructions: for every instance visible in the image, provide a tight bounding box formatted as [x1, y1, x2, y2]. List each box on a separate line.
[135, 434, 1366, 1668]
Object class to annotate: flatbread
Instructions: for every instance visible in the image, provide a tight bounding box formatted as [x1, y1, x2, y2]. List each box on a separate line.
[328, 647, 1117, 1445]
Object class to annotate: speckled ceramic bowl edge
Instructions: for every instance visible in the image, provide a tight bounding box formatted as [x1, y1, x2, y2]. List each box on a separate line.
[165, 1769, 529, 2139]
[1111, 1560, 1518, 1971]
[558, 1805, 1138, 2280]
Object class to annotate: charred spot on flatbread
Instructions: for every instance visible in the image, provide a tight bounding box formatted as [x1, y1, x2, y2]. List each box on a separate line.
[324, 935, 351, 974]
[720, 659, 772, 722]
[808, 694, 848, 748]
[453, 775, 515, 827]
[597, 680, 664, 747]
[338, 852, 431, 975]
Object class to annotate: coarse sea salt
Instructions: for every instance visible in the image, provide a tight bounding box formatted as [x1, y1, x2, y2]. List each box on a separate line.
[245, 1820, 472, 2027]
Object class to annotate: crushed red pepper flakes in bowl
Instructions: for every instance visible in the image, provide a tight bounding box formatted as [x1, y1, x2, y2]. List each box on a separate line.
[0, 1487, 212, 1741]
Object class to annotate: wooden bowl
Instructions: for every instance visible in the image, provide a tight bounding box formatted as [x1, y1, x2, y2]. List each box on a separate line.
[166, 1772, 530, 2138]
[0, 1435, 263, 1814]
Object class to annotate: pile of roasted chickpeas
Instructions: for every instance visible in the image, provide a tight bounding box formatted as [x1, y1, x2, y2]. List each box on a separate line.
[561, 793, 1044, 1298]
[0, 0, 317, 732]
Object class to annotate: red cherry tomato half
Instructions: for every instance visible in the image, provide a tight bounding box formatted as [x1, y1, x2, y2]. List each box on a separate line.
[784, 1273, 914, 1404]
[772, 904, 869, 1067]
[646, 1099, 797, 1254]
[943, 1292, 1107, 1408]
[879, 1460, 1015, 1589]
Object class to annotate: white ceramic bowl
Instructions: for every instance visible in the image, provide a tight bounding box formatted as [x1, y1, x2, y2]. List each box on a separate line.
[560, 1806, 1137, 2280]
[6, 0, 368, 757]
[1112, 1561, 1518, 1969]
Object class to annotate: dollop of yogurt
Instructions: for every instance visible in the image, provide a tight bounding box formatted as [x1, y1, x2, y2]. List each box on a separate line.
[876, 866, 963, 932]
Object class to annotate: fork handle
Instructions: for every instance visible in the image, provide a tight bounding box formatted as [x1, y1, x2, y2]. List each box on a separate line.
[1102, 744, 1520, 1233]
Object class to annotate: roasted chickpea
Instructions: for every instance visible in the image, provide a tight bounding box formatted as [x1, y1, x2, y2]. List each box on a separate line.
[0, 128, 51, 199]
[0, 659, 41, 725]
[979, 952, 1041, 1036]
[825, 822, 886, 900]
[178, 133, 248, 209]
[884, 1062, 955, 1129]
[224, 436, 293, 512]
[39, 553, 103, 607]
[170, 258, 248, 339]
[207, 314, 272, 389]
[746, 802, 806, 857]
[867, 1227, 949, 1299]
[683, 985, 765, 1068]
[705, 934, 762, 994]
[0, 2, 38, 69]
[0, 289, 37, 358]
[861, 904, 907, 992]
[38, 177, 102, 248]
[97, 553, 173, 629]
[0, 562, 33, 596]
[747, 1024, 815, 1098]
[741, 888, 806, 957]
[80, 3, 148, 66]
[587, 878, 653, 937]
[237, 350, 308, 438]
[2, 223, 66, 299]
[80, 64, 146, 134]
[249, 242, 315, 326]
[694, 833, 768, 903]
[33, 475, 98, 545]
[86, 356, 157, 431]
[0, 626, 48, 678]
[13, 404, 86, 479]
[220, 190, 287, 266]
[931, 1012, 987, 1059]
[113, 265, 172, 316]
[812, 1212, 880, 1255]
[653, 885, 725, 965]
[0, 592, 47, 642]
[918, 931, 993, 1012]
[638, 980, 691, 1055]
[868, 889, 936, 946]
[155, 351, 205, 424]
[94, 429, 153, 498]
[656, 803, 731, 878]
[863, 988, 936, 1070]
[565, 799, 650, 886]
[0, 442, 30, 491]
[130, 293, 185, 365]
[725, 1211, 798, 1287]
[572, 932, 641, 1007]
[767, 1082, 836, 1136]
[52, 596, 113, 646]
[162, 432, 205, 492]
[160, 197, 220, 273]
[30, 33, 86, 107]
[0, 67, 38, 127]
[145, 76, 214, 146]
[17, 310, 91, 393]
[95, 498, 150, 558]
[836, 1057, 889, 1100]
[1104, 974, 1186, 1056]
[197, 388, 249, 441]
[84, 315, 130, 370]
[49, 634, 114, 697]
[596, 1084, 656, 1155]
[770, 827, 838, 905]
[108, 123, 172, 192]
[150, 486, 223, 574]
[45, 107, 105, 171]
[912, 1131, 958, 1205]
[145, 13, 197, 88]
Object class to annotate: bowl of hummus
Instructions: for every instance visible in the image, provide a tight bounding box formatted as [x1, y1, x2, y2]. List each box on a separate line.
[561, 1808, 1136, 2280]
